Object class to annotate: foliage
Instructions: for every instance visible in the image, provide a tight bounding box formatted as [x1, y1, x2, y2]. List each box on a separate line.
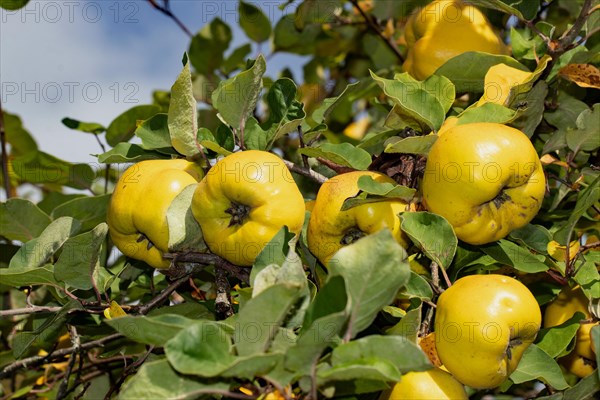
[1, 0, 599, 398]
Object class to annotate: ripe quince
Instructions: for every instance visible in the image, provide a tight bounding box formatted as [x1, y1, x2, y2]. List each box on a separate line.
[403, 0, 507, 80]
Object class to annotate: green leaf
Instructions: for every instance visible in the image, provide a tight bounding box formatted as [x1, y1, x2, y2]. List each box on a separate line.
[544, 92, 589, 131]
[273, 14, 319, 55]
[37, 192, 85, 215]
[221, 43, 252, 75]
[371, 71, 447, 132]
[386, 306, 422, 343]
[9, 217, 81, 270]
[554, 174, 600, 245]
[264, 78, 306, 146]
[135, 113, 173, 151]
[469, 0, 540, 20]
[105, 105, 160, 147]
[188, 18, 232, 75]
[285, 276, 348, 373]
[165, 321, 235, 376]
[0, 264, 58, 287]
[509, 224, 552, 254]
[53, 223, 108, 290]
[11, 151, 95, 190]
[317, 359, 401, 384]
[563, 372, 600, 400]
[239, 1, 272, 42]
[401, 212, 457, 270]
[169, 58, 200, 157]
[384, 135, 438, 155]
[0, 199, 51, 242]
[119, 359, 231, 398]
[235, 283, 302, 356]
[107, 314, 197, 346]
[434, 52, 529, 93]
[510, 26, 548, 61]
[574, 261, 600, 300]
[340, 177, 416, 211]
[536, 312, 584, 358]
[198, 127, 234, 156]
[593, 325, 600, 381]
[510, 344, 569, 390]
[3, 111, 38, 160]
[298, 142, 372, 170]
[166, 185, 207, 253]
[251, 227, 296, 284]
[51, 194, 111, 232]
[330, 335, 430, 375]
[481, 239, 548, 273]
[566, 104, 600, 154]
[97, 143, 165, 163]
[454, 103, 517, 126]
[61, 117, 105, 134]
[329, 230, 410, 338]
[402, 271, 434, 301]
[212, 55, 266, 132]
[12, 300, 82, 358]
[0, 0, 29, 10]
[252, 240, 307, 298]
[510, 81, 549, 138]
[220, 353, 282, 379]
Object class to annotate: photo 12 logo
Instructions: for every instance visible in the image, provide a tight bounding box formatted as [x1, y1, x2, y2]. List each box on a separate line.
[1, 1, 140, 24]
[1, 82, 140, 104]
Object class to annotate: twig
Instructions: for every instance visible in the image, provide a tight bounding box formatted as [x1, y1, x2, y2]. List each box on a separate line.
[419, 306, 435, 337]
[103, 346, 154, 399]
[297, 126, 310, 169]
[0, 333, 122, 379]
[0, 305, 62, 317]
[146, 0, 193, 38]
[282, 159, 328, 184]
[439, 265, 452, 288]
[0, 98, 11, 198]
[309, 361, 318, 400]
[553, 0, 592, 52]
[136, 275, 190, 315]
[348, 0, 405, 63]
[317, 157, 356, 174]
[165, 252, 251, 283]
[214, 267, 234, 320]
[430, 261, 444, 294]
[56, 326, 80, 399]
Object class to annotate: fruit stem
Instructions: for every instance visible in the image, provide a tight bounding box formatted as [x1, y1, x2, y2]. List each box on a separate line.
[225, 202, 251, 227]
[340, 228, 366, 246]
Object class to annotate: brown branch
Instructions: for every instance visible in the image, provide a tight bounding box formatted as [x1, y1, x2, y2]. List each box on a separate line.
[135, 274, 190, 315]
[56, 326, 80, 399]
[164, 251, 251, 283]
[147, 0, 193, 38]
[0, 333, 122, 379]
[549, 0, 594, 58]
[282, 159, 328, 184]
[0, 98, 11, 198]
[316, 158, 356, 174]
[214, 267, 234, 320]
[348, 0, 405, 63]
[0, 305, 62, 317]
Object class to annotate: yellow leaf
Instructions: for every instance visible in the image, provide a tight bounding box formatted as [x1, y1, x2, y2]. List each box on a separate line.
[477, 63, 532, 106]
[559, 64, 600, 89]
[343, 117, 370, 140]
[103, 301, 127, 320]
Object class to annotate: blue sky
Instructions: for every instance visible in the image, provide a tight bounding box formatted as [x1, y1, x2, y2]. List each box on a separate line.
[1, 0, 306, 166]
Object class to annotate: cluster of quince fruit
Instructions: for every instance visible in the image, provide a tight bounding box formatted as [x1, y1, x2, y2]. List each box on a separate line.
[107, 150, 306, 269]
